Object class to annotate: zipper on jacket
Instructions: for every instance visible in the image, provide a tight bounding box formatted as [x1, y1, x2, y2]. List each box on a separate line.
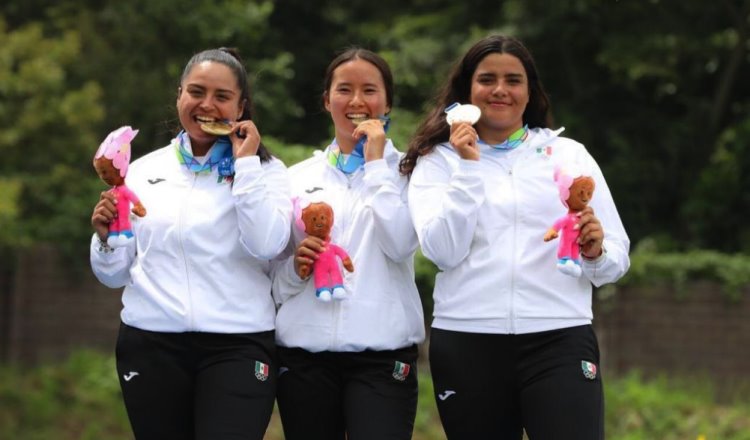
[177, 173, 199, 330]
[331, 169, 357, 348]
[508, 166, 517, 334]
[338, 171, 359, 248]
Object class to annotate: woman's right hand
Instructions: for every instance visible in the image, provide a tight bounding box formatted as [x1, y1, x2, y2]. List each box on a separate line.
[294, 236, 326, 279]
[449, 122, 480, 160]
[91, 191, 116, 242]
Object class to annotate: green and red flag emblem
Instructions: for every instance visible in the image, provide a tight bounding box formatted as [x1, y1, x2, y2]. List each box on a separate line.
[255, 361, 269, 381]
[392, 361, 411, 381]
[581, 360, 597, 380]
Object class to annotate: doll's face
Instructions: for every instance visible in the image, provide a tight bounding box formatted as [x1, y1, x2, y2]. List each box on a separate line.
[94, 157, 124, 186]
[302, 203, 334, 240]
[567, 177, 595, 211]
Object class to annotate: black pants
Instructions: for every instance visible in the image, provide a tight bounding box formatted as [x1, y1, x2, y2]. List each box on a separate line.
[276, 345, 419, 440]
[115, 322, 277, 440]
[429, 325, 604, 440]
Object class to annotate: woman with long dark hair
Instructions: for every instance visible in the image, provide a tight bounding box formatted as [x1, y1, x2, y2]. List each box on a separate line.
[401, 35, 630, 440]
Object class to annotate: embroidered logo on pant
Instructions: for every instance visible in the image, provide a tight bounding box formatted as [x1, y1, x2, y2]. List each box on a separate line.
[392, 361, 411, 381]
[255, 361, 269, 381]
[123, 371, 139, 382]
[581, 360, 597, 380]
[438, 390, 456, 401]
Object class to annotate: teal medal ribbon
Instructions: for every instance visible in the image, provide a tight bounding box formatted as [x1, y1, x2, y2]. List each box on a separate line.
[174, 131, 234, 176]
[327, 147, 365, 174]
[478, 124, 529, 150]
[327, 116, 390, 175]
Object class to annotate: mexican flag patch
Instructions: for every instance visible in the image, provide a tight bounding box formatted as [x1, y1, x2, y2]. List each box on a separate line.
[255, 361, 269, 381]
[581, 360, 597, 380]
[392, 361, 411, 381]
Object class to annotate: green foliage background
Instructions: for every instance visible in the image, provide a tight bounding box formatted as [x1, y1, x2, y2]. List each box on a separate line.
[1, 0, 749, 260]
[1, 2, 750, 437]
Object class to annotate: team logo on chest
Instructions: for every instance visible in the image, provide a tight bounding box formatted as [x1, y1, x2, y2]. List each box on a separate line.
[392, 361, 411, 381]
[536, 145, 553, 159]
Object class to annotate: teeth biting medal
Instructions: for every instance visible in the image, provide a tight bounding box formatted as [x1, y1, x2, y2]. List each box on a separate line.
[351, 116, 388, 126]
[200, 120, 233, 136]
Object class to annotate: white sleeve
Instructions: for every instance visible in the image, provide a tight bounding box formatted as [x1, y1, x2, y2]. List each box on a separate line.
[232, 156, 293, 260]
[408, 151, 485, 270]
[361, 159, 418, 262]
[580, 154, 631, 286]
[89, 233, 135, 288]
[270, 237, 309, 305]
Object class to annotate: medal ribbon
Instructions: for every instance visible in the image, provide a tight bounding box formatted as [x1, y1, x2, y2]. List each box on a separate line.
[174, 131, 234, 175]
[327, 116, 390, 175]
[478, 124, 529, 150]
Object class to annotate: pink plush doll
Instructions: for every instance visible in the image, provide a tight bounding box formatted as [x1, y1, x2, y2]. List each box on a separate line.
[93, 126, 146, 247]
[294, 199, 354, 302]
[543, 165, 595, 277]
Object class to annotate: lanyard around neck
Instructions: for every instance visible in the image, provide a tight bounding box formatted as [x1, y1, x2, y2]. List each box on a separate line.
[174, 131, 234, 176]
[327, 116, 390, 175]
[478, 125, 529, 150]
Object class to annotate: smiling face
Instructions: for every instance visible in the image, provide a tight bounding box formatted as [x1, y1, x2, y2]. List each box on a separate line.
[324, 59, 390, 152]
[302, 202, 334, 240]
[470, 52, 530, 144]
[567, 176, 595, 211]
[177, 61, 245, 155]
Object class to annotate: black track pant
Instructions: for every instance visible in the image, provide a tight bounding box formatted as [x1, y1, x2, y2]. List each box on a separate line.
[115, 322, 277, 440]
[276, 345, 419, 440]
[429, 325, 604, 440]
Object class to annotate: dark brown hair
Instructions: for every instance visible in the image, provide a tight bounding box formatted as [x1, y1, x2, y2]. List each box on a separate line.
[400, 35, 552, 177]
[322, 48, 394, 111]
[180, 47, 272, 162]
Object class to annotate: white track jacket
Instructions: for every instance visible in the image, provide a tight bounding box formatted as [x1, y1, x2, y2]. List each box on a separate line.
[408, 128, 630, 335]
[90, 144, 291, 333]
[272, 140, 425, 352]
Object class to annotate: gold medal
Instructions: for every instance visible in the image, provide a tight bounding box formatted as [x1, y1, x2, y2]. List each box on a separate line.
[200, 121, 232, 136]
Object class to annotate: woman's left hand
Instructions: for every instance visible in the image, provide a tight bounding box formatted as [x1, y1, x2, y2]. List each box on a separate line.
[576, 206, 604, 259]
[230, 120, 261, 158]
[353, 119, 387, 162]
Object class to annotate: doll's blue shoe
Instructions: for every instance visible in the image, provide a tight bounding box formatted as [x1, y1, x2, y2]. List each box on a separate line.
[106, 232, 118, 247]
[316, 288, 332, 302]
[108, 233, 134, 248]
[332, 285, 348, 300]
[557, 258, 582, 277]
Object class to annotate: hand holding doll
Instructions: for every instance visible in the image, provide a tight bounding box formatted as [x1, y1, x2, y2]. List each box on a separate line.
[92, 126, 146, 247]
[293, 199, 354, 302]
[544, 165, 596, 277]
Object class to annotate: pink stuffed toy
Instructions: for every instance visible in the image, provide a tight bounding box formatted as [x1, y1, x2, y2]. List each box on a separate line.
[543, 165, 595, 277]
[93, 126, 146, 247]
[294, 199, 354, 302]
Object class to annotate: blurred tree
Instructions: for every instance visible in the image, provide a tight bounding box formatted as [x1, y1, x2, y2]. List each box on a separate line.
[0, 17, 103, 262]
[499, 0, 750, 251]
[1, 0, 748, 256]
[41, 0, 299, 157]
[684, 115, 750, 252]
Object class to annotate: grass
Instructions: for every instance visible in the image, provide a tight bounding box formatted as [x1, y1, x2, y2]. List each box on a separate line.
[2, 350, 749, 439]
